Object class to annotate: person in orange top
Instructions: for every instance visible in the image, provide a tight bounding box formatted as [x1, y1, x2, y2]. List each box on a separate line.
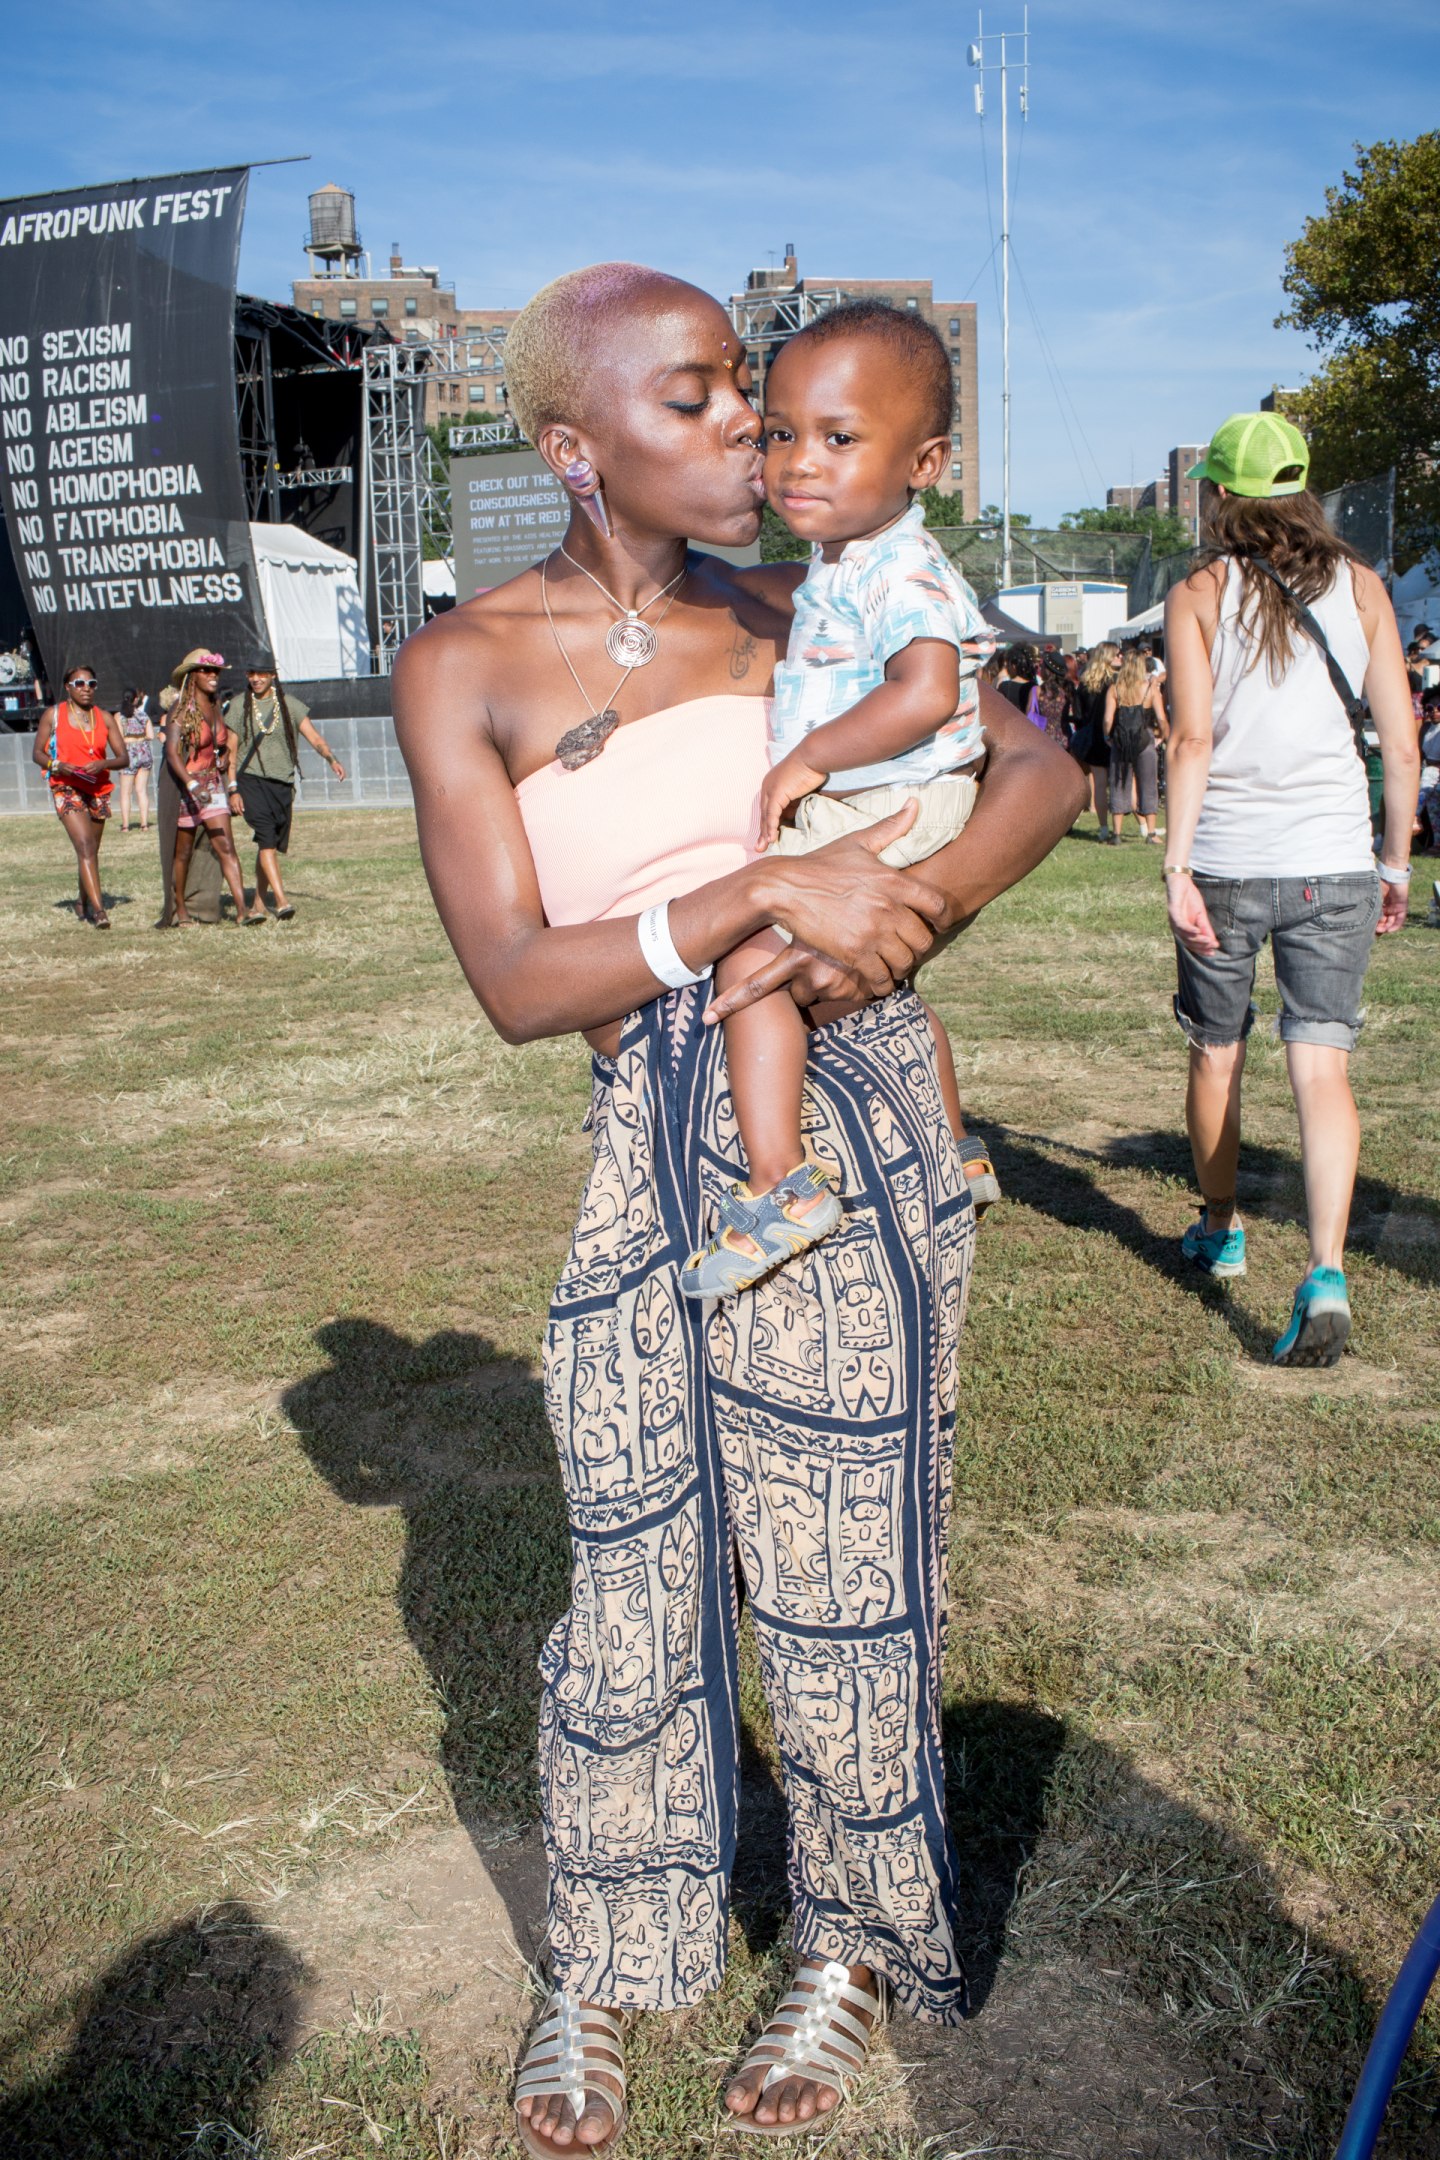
[33, 663, 129, 928]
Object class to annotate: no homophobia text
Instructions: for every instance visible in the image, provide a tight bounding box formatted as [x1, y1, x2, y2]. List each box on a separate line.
[0, 166, 267, 689]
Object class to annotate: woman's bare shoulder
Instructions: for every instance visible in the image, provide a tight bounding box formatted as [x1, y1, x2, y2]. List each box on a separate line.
[392, 568, 542, 712]
[1173, 556, 1226, 606]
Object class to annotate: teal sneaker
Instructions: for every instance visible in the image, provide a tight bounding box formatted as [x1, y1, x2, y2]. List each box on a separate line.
[1273, 1267, 1351, 1366]
[1181, 1211, 1247, 1278]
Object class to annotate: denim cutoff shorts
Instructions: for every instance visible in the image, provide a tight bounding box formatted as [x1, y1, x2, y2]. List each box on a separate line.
[1173, 871, 1382, 1052]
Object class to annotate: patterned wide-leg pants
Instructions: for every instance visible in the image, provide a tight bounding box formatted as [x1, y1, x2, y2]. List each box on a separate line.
[539, 985, 975, 2022]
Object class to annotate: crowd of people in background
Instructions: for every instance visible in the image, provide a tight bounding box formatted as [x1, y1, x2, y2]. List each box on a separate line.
[36, 615, 1440, 937]
[978, 619, 1440, 890]
[34, 647, 344, 932]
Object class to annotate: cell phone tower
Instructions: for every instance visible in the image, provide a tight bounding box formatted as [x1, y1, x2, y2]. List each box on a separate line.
[968, 8, 1029, 592]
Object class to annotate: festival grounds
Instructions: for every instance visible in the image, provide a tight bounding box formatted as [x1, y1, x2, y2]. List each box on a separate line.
[2, 809, 1437, 2159]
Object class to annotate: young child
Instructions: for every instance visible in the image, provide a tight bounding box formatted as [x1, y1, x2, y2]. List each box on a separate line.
[680, 299, 994, 1300]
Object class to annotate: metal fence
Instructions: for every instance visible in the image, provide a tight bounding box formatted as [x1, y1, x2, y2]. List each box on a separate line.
[927, 526, 1154, 606]
[0, 714, 413, 817]
[1125, 470, 1397, 618]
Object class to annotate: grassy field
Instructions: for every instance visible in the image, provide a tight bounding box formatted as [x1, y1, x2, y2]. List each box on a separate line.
[1, 808, 1437, 2160]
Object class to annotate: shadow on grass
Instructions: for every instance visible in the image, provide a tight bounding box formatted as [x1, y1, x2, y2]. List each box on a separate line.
[283, 1318, 566, 1961]
[990, 1123, 1440, 1347]
[277, 1321, 1439, 2153]
[0, 1906, 307, 2160]
[49, 891, 136, 915]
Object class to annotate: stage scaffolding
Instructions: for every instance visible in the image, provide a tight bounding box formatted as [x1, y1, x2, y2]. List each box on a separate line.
[361, 328, 523, 668]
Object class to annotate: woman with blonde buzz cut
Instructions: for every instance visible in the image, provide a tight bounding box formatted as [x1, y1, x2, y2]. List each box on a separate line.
[392, 260, 1084, 2153]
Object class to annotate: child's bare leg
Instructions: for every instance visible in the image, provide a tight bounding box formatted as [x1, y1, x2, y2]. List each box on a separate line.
[717, 933, 812, 1198]
[924, 1001, 966, 1144]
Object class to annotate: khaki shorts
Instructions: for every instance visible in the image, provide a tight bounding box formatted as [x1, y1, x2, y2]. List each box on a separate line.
[767, 776, 978, 944]
[770, 774, 979, 868]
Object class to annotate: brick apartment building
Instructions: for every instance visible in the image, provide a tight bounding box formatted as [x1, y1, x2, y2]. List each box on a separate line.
[731, 249, 980, 513]
[292, 244, 518, 426]
[293, 222, 980, 501]
[1107, 447, 1206, 529]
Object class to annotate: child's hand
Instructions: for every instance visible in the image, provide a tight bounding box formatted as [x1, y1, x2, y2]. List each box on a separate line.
[759, 751, 827, 849]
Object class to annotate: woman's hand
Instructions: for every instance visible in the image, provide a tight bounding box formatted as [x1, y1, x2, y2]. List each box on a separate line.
[758, 748, 826, 850]
[705, 804, 946, 1021]
[1376, 877, 1410, 935]
[1166, 870, 1220, 955]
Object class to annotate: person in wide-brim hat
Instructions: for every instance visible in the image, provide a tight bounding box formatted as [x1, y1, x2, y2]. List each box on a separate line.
[160, 648, 259, 927]
[170, 647, 226, 689]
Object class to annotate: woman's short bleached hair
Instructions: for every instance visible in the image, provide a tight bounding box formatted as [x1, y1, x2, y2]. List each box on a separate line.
[504, 262, 694, 442]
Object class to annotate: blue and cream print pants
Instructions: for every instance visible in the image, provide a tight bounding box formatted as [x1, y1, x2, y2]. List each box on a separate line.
[539, 986, 975, 2023]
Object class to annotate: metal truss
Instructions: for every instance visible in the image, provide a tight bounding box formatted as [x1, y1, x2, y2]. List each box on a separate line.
[362, 342, 430, 668]
[279, 465, 353, 488]
[234, 319, 280, 520]
[448, 421, 521, 451]
[727, 287, 845, 346]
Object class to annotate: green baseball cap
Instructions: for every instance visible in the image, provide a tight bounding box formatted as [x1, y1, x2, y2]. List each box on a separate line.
[1187, 412, 1309, 497]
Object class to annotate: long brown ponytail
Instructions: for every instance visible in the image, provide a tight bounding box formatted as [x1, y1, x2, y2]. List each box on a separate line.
[1196, 483, 1364, 679]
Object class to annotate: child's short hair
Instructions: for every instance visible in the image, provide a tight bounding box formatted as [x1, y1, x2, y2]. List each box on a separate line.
[781, 298, 953, 439]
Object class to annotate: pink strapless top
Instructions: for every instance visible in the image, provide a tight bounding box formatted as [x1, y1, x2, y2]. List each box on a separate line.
[515, 695, 769, 924]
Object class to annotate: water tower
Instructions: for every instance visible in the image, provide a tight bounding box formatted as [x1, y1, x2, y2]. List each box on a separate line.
[305, 184, 367, 279]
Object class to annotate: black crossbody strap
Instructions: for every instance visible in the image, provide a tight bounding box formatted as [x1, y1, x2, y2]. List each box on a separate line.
[1244, 554, 1369, 764]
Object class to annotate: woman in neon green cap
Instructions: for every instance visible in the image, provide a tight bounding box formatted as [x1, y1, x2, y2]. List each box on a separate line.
[1161, 412, 1419, 1366]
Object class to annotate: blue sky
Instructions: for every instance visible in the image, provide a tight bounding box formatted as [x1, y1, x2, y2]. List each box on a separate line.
[4, 1, 1430, 522]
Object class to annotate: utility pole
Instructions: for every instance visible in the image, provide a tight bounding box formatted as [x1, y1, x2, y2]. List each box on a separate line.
[969, 9, 1029, 593]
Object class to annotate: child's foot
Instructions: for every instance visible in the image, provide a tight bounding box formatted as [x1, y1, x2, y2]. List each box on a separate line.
[1180, 1210, 1247, 1278]
[1273, 1267, 1350, 1366]
[960, 1148, 1001, 1216]
[680, 1162, 840, 1300]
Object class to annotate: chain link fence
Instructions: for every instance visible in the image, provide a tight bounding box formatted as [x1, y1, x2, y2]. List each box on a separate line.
[1127, 471, 1396, 618]
[926, 526, 1153, 606]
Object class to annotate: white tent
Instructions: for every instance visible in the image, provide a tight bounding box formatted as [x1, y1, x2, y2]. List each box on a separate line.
[422, 559, 456, 600]
[1392, 553, 1440, 645]
[249, 523, 371, 680]
[1105, 600, 1166, 639]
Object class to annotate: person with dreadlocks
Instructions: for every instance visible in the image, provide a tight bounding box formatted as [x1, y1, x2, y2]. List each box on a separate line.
[224, 655, 345, 919]
[162, 649, 259, 928]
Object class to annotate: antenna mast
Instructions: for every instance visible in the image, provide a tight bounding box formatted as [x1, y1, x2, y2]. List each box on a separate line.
[969, 8, 1029, 592]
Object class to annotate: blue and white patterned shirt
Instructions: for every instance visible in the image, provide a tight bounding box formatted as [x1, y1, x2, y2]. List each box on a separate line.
[770, 502, 995, 793]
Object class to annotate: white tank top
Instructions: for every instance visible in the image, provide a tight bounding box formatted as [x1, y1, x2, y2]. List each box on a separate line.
[1191, 558, 1373, 876]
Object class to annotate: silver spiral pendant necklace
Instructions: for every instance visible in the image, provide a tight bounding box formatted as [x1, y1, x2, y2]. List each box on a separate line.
[542, 554, 688, 770]
[559, 541, 687, 670]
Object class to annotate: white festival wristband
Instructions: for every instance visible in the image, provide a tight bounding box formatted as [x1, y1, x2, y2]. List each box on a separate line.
[638, 901, 713, 989]
[1377, 861, 1412, 882]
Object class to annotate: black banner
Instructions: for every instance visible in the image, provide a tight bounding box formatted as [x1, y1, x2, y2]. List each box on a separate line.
[0, 166, 267, 705]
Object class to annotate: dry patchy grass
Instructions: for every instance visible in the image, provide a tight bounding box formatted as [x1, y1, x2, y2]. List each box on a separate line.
[1, 809, 1438, 2158]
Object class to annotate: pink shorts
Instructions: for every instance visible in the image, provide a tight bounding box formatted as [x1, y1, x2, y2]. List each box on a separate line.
[176, 772, 232, 828]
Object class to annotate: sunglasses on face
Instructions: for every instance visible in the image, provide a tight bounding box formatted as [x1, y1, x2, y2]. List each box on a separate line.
[68, 677, 97, 689]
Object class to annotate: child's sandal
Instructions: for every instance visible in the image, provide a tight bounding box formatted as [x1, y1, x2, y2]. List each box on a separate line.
[680, 1163, 841, 1300]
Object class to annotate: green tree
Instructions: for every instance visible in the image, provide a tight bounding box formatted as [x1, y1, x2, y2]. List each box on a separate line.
[1278, 131, 1440, 565]
[977, 501, 1032, 528]
[1058, 503, 1193, 556]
